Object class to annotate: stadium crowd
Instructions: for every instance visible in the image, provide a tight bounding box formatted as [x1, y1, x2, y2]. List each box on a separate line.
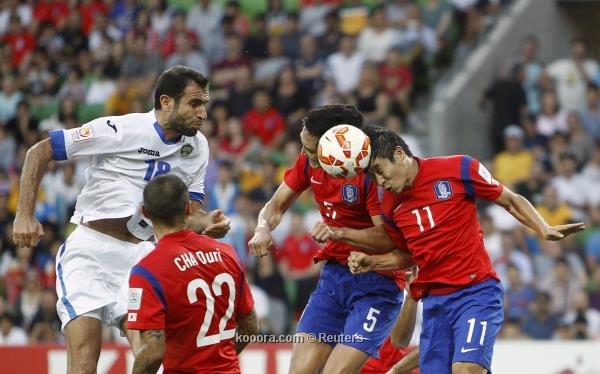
[3, 0, 599, 349]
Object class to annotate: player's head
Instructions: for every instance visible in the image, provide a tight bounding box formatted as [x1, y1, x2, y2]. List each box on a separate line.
[142, 174, 191, 228]
[300, 104, 363, 168]
[363, 125, 414, 193]
[154, 65, 210, 137]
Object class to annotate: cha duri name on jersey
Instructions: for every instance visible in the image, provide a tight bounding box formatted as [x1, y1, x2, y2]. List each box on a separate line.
[174, 249, 223, 271]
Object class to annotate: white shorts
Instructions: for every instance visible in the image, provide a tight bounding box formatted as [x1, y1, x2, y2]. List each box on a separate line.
[55, 225, 154, 331]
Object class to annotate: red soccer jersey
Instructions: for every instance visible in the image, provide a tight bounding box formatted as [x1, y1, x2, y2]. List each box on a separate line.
[242, 108, 285, 146]
[361, 337, 418, 374]
[381, 156, 502, 300]
[276, 233, 320, 272]
[127, 230, 254, 374]
[284, 154, 405, 288]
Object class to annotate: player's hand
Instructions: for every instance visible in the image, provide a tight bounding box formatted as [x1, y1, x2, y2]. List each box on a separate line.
[202, 210, 231, 238]
[542, 222, 586, 241]
[248, 227, 274, 257]
[348, 251, 375, 274]
[13, 214, 44, 248]
[310, 221, 341, 243]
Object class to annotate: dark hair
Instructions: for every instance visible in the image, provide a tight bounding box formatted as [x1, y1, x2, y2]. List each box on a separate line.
[303, 104, 363, 137]
[143, 174, 189, 226]
[363, 125, 413, 162]
[154, 65, 209, 110]
[571, 37, 589, 49]
[588, 82, 599, 92]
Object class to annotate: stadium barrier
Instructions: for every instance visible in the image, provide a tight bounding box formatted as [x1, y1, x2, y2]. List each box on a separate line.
[0, 341, 599, 373]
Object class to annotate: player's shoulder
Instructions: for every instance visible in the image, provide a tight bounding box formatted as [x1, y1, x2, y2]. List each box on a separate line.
[87, 111, 155, 135]
[424, 155, 478, 168]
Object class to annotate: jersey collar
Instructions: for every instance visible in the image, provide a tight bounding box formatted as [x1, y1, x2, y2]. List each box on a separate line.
[153, 121, 182, 145]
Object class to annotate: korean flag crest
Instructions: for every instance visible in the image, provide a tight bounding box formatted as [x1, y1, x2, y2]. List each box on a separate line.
[434, 180, 453, 200]
[342, 184, 359, 205]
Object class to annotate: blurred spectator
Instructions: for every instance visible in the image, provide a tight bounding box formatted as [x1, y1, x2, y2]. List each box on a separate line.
[357, 6, 398, 63]
[105, 77, 139, 116]
[265, 0, 288, 35]
[481, 213, 502, 262]
[88, 12, 122, 53]
[0, 75, 23, 125]
[206, 160, 239, 216]
[541, 257, 583, 315]
[148, 0, 172, 38]
[227, 66, 255, 118]
[0, 311, 27, 345]
[504, 263, 536, 321]
[212, 35, 251, 89]
[420, 0, 453, 41]
[385, 0, 411, 28]
[349, 63, 388, 125]
[580, 83, 600, 140]
[0, 1, 32, 36]
[566, 112, 594, 163]
[2, 15, 36, 67]
[85, 65, 117, 105]
[60, 12, 88, 58]
[14, 270, 42, 331]
[326, 36, 365, 94]
[58, 68, 87, 103]
[224, 1, 250, 37]
[276, 211, 321, 319]
[162, 10, 198, 58]
[543, 38, 599, 112]
[42, 163, 81, 228]
[294, 36, 325, 97]
[535, 185, 573, 227]
[299, 0, 333, 37]
[220, 193, 254, 264]
[6, 100, 39, 148]
[33, 0, 69, 28]
[252, 255, 289, 334]
[120, 32, 162, 80]
[253, 36, 290, 87]
[516, 35, 544, 116]
[272, 67, 310, 134]
[78, 0, 109, 36]
[243, 90, 286, 148]
[186, 0, 222, 47]
[551, 152, 588, 220]
[397, 5, 439, 60]
[384, 116, 424, 157]
[583, 146, 600, 209]
[522, 291, 559, 339]
[492, 125, 533, 188]
[514, 161, 548, 205]
[562, 290, 600, 339]
[244, 14, 269, 59]
[281, 13, 302, 60]
[495, 232, 533, 286]
[317, 9, 342, 57]
[0, 127, 16, 171]
[499, 318, 528, 340]
[482, 65, 527, 154]
[536, 91, 568, 137]
[165, 33, 210, 76]
[379, 48, 413, 119]
[339, 0, 369, 36]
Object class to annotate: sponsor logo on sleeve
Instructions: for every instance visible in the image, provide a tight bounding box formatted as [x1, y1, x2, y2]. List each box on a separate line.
[72, 125, 94, 142]
[342, 184, 359, 205]
[434, 180, 453, 200]
[128, 288, 143, 310]
[478, 163, 499, 185]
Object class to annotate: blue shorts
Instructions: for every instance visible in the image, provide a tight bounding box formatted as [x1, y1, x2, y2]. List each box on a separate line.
[297, 261, 403, 358]
[420, 279, 504, 374]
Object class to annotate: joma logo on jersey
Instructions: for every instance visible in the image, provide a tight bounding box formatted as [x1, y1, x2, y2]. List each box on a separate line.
[434, 180, 453, 200]
[342, 184, 359, 205]
[138, 147, 161, 157]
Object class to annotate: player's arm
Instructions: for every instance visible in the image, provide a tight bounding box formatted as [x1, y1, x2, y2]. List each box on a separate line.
[311, 222, 396, 253]
[390, 267, 419, 348]
[348, 250, 413, 274]
[13, 138, 53, 247]
[248, 182, 302, 257]
[388, 347, 420, 374]
[187, 200, 231, 238]
[494, 187, 585, 240]
[235, 307, 259, 354]
[132, 329, 165, 374]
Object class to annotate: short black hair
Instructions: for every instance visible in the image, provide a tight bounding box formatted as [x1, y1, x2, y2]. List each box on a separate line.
[303, 104, 363, 137]
[143, 174, 189, 226]
[363, 125, 413, 162]
[154, 65, 209, 110]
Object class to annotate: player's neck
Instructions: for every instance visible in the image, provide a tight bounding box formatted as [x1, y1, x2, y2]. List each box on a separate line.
[407, 157, 419, 186]
[154, 223, 186, 241]
[155, 110, 181, 142]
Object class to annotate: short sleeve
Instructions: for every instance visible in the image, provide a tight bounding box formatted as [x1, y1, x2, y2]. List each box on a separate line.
[460, 156, 504, 201]
[236, 273, 254, 317]
[364, 176, 381, 217]
[187, 136, 209, 203]
[48, 116, 126, 160]
[283, 154, 311, 193]
[127, 265, 167, 330]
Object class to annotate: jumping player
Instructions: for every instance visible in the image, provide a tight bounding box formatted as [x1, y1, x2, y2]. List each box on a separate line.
[312, 126, 584, 373]
[128, 175, 257, 373]
[13, 66, 230, 373]
[248, 105, 408, 373]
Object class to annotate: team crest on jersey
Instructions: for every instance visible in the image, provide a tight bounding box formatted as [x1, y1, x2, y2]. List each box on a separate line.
[181, 144, 193, 158]
[72, 125, 94, 142]
[342, 184, 359, 205]
[434, 180, 453, 200]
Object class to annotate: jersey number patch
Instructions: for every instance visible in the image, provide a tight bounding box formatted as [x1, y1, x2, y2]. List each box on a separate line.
[144, 160, 171, 181]
[187, 272, 236, 347]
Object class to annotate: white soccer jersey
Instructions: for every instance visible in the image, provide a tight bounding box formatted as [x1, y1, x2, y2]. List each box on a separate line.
[48, 110, 208, 240]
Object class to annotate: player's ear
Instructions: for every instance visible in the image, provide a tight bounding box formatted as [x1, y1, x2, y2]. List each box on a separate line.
[184, 200, 192, 218]
[394, 146, 406, 161]
[160, 94, 173, 112]
[141, 205, 149, 219]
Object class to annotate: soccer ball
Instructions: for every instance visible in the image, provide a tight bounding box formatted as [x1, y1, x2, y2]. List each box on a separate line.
[317, 124, 371, 178]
